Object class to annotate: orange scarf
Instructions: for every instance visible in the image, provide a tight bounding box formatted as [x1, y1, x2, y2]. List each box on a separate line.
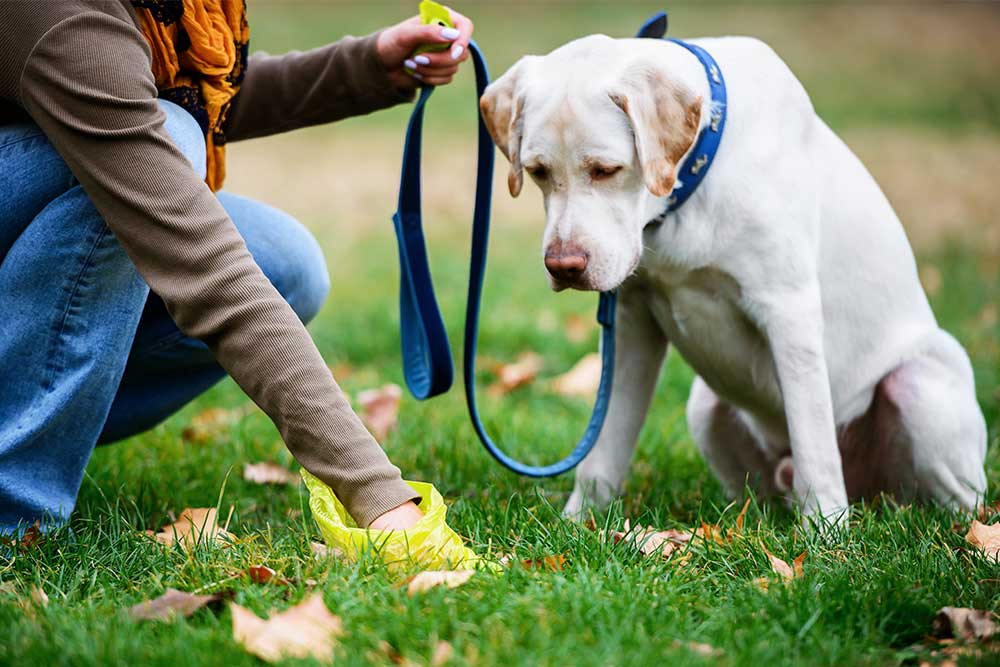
[132, 0, 249, 191]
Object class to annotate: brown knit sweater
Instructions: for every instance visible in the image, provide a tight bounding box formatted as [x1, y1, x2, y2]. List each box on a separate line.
[0, 0, 420, 527]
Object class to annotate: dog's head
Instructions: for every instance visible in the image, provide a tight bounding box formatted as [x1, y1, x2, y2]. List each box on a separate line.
[481, 36, 702, 291]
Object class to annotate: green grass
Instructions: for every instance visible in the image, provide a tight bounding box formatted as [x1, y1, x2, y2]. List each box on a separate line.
[2, 2, 999, 666]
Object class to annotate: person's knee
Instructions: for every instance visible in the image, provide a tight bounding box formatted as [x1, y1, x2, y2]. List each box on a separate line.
[216, 192, 330, 323]
[157, 99, 207, 179]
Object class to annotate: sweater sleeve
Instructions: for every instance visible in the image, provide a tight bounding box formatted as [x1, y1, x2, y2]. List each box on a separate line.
[223, 31, 415, 142]
[18, 11, 419, 527]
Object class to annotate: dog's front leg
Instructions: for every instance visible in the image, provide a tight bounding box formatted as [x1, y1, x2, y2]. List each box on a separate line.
[564, 288, 668, 519]
[754, 282, 849, 524]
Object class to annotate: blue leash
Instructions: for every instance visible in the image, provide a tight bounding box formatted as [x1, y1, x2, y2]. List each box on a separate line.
[390, 12, 726, 477]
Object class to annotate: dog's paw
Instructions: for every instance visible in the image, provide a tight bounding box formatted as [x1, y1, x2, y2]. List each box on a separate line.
[563, 477, 617, 520]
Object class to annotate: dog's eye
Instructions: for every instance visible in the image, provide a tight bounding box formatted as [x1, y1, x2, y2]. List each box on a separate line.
[590, 165, 623, 180]
[526, 165, 548, 180]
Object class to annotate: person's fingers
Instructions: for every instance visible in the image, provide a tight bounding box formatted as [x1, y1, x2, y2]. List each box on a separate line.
[403, 59, 460, 77]
[445, 7, 474, 61]
[399, 21, 460, 51]
[420, 73, 456, 86]
[410, 49, 468, 69]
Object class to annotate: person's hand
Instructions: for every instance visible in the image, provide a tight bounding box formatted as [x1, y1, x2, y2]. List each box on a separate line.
[375, 7, 474, 91]
[369, 500, 424, 530]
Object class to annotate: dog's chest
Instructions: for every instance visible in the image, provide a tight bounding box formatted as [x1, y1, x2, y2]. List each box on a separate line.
[640, 265, 783, 415]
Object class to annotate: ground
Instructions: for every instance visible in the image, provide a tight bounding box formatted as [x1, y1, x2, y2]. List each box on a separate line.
[2, 2, 998, 666]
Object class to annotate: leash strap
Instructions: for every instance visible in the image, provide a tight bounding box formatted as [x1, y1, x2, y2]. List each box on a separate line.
[392, 70, 458, 399]
[392, 40, 618, 477]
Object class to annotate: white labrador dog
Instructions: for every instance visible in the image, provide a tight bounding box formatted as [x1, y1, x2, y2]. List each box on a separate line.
[480, 35, 987, 523]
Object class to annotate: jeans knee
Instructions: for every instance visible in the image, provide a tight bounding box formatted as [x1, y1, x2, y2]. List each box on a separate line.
[215, 192, 330, 323]
[157, 99, 206, 179]
[289, 236, 330, 324]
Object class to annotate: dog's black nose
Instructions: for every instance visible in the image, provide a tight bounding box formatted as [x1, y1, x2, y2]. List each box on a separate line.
[544, 240, 589, 283]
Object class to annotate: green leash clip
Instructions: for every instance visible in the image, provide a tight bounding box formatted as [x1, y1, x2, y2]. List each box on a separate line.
[406, 0, 455, 74]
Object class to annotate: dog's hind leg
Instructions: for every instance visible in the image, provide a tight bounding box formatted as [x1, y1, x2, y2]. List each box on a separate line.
[877, 330, 987, 510]
[687, 377, 783, 500]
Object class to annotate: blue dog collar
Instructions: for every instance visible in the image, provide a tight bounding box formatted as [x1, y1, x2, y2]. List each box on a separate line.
[636, 12, 728, 214]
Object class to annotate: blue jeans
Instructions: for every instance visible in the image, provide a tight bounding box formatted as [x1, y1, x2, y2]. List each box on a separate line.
[0, 100, 331, 535]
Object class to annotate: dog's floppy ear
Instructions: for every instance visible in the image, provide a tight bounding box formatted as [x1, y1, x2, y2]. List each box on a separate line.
[610, 66, 702, 197]
[480, 58, 531, 197]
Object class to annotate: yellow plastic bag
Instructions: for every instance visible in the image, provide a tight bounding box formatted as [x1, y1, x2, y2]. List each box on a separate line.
[302, 470, 494, 572]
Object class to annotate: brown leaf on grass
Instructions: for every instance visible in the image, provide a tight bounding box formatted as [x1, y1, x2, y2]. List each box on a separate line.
[243, 462, 299, 486]
[519, 555, 567, 571]
[932, 607, 998, 641]
[29, 586, 48, 608]
[406, 570, 475, 595]
[129, 588, 221, 621]
[671, 640, 724, 658]
[245, 565, 289, 586]
[309, 541, 345, 560]
[734, 498, 752, 533]
[565, 313, 595, 343]
[1, 521, 43, 552]
[328, 362, 356, 380]
[230, 594, 343, 663]
[431, 640, 455, 666]
[695, 522, 727, 545]
[550, 353, 602, 398]
[487, 352, 543, 397]
[357, 384, 402, 441]
[609, 521, 693, 559]
[154, 508, 234, 550]
[182, 406, 249, 444]
[762, 544, 806, 581]
[966, 521, 1000, 561]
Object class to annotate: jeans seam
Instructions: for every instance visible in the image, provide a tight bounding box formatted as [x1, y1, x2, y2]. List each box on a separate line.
[40, 221, 112, 393]
[135, 329, 190, 356]
[0, 131, 47, 153]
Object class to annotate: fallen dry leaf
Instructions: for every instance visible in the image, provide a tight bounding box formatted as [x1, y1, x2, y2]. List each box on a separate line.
[309, 541, 344, 560]
[734, 498, 752, 533]
[550, 353, 602, 398]
[230, 593, 343, 663]
[406, 570, 475, 596]
[182, 406, 249, 444]
[671, 640, 724, 658]
[610, 521, 693, 559]
[761, 544, 806, 581]
[564, 313, 595, 343]
[487, 352, 543, 397]
[245, 565, 288, 586]
[129, 588, 221, 621]
[243, 462, 299, 486]
[155, 508, 234, 550]
[696, 522, 727, 545]
[966, 521, 1000, 561]
[29, 586, 48, 608]
[519, 555, 567, 571]
[431, 640, 454, 666]
[933, 607, 998, 641]
[1, 521, 43, 552]
[357, 383, 402, 441]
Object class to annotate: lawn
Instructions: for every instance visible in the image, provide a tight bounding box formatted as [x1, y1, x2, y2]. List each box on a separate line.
[2, 2, 998, 666]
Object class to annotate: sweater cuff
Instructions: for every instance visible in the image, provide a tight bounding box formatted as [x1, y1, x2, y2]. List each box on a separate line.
[354, 30, 416, 111]
[341, 474, 424, 529]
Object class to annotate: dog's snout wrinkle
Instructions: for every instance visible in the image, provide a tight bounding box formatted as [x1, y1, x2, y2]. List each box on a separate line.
[544, 239, 589, 284]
